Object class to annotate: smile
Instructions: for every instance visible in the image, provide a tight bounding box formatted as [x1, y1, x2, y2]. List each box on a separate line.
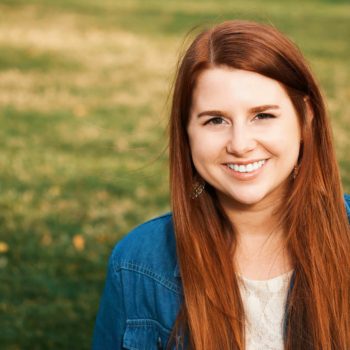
[227, 160, 266, 173]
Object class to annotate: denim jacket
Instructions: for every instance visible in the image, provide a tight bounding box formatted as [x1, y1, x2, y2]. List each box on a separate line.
[93, 194, 350, 350]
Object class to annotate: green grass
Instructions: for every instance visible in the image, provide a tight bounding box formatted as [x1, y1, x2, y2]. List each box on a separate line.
[0, 45, 80, 72]
[0, 0, 349, 349]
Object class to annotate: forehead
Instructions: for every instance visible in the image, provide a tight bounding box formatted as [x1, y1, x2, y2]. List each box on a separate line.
[191, 67, 290, 111]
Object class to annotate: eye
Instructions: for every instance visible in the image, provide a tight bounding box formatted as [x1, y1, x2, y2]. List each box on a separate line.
[254, 113, 275, 120]
[204, 117, 227, 125]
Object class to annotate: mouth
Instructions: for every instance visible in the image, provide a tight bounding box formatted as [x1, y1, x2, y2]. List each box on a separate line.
[226, 159, 268, 174]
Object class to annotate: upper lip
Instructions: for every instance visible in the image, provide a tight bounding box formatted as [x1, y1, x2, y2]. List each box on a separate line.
[225, 158, 268, 165]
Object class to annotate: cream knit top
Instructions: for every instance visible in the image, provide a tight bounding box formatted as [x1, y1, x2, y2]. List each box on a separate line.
[238, 270, 294, 350]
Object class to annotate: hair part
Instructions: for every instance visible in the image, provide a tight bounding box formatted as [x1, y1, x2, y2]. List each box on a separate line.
[168, 20, 350, 349]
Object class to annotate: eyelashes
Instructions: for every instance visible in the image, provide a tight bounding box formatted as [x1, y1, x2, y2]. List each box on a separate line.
[204, 117, 226, 125]
[254, 113, 276, 120]
[203, 113, 276, 125]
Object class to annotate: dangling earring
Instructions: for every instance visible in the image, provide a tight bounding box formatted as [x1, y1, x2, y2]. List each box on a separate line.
[191, 178, 205, 199]
[293, 164, 299, 179]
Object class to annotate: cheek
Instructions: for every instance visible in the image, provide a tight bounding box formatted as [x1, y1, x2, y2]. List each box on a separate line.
[190, 142, 212, 166]
[189, 132, 226, 163]
[263, 119, 301, 156]
[262, 136, 300, 158]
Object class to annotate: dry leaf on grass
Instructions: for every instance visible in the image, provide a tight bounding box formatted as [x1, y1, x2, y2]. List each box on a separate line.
[72, 234, 85, 251]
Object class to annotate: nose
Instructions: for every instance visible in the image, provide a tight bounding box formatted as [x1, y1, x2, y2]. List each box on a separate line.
[226, 124, 256, 156]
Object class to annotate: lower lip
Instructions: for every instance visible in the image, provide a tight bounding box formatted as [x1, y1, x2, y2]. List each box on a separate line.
[223, 160, 268, 181]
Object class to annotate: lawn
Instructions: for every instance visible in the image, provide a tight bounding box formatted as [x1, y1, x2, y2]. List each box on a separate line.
[0, 0, 349, 349]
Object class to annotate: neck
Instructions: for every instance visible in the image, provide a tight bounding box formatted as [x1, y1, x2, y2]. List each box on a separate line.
[219, 191, 284, 236]
[218, 193, 293, 280]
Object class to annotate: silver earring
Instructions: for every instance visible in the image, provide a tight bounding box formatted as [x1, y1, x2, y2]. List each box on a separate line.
[293, 164, 299, 179]
[191, 179, 205, 199]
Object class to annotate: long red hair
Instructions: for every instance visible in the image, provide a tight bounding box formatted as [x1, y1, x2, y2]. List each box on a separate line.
[168, 20, 350, 349]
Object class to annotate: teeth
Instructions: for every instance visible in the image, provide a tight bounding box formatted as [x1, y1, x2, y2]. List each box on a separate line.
[227, 160, 266, 173]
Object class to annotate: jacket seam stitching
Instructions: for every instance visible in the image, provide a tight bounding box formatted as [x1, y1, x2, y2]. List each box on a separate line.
[112, 260, 182, 295]
[126, 318, 172, 333]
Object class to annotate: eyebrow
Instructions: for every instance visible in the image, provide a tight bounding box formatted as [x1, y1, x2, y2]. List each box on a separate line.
[197, 104, 280, 118]
[249, 104, 280, 113]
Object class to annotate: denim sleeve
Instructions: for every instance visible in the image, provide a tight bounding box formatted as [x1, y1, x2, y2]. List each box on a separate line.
[344, 193, 350, 221]
[92, 253, 125, 350]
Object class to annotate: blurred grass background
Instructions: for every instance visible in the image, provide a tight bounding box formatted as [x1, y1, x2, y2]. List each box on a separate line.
[0, 0, 349, 349]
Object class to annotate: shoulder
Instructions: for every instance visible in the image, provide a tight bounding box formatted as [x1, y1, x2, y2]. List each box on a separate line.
[113, 212, 174, 259]
[110, 212, 179, 281]
[93, 213, 181, 348]
[344, 193, 350, 220]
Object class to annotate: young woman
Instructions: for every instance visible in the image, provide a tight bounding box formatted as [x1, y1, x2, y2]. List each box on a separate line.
[93, 20, 350, 350]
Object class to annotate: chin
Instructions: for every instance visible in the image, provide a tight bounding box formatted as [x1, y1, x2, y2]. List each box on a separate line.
[236, 196, 265, 206]
[226, 191, 268, 207]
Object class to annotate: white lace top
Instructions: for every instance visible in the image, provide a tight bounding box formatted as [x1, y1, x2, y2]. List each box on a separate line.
[238, 270, 294, 350]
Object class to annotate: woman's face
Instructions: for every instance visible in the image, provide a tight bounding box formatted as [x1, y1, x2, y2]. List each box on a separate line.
[187, 67, 302, 209]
